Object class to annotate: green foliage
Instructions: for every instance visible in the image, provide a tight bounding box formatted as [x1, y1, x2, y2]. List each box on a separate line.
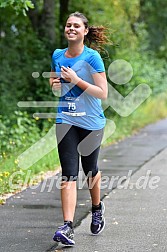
[103, 92, 167, 146]
[0, 8, 52, 115]
[104, 49, 167, 97]
[138, 0, 167, 58]
[0, 147, 59, 196]
[0, 111, 40, 158]
[0, 0, 34, 15]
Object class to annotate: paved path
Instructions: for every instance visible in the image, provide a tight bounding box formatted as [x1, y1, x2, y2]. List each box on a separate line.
[0, 118, 167, 252]
[61, 146, 167, 252]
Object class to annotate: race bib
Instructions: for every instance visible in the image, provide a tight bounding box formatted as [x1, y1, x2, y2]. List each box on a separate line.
[60, 96, 86, 116]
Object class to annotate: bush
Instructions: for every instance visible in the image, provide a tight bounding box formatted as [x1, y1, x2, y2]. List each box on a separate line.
[0, 111, 40, 159]
[104, 49, 167, 97]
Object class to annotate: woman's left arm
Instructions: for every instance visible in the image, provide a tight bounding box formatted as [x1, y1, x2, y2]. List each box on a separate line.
[61, 66, 108, 100]
[77, 72, 108, 100]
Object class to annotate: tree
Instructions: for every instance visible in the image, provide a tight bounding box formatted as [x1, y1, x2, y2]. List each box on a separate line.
[27, 0, 56, 50]
[0, 0, 34, 15]
[138, 0, 167, 58]
[59, 0, 70, 47]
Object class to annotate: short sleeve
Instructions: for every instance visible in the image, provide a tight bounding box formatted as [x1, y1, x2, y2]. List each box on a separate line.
[51, 61, 54, 70]
[51, 51, 56, 70]
[50, 49, 63, 71]
[88, 51, 105, 74]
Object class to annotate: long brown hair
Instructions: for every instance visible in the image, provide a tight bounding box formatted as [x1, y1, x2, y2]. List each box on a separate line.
[68, 12, 112, 52]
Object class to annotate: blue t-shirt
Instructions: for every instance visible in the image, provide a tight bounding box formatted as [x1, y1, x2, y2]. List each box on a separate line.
[51, 45, 106, 130]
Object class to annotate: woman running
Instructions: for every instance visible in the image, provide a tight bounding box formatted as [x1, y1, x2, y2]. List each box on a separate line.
[50, 11, 109, 246]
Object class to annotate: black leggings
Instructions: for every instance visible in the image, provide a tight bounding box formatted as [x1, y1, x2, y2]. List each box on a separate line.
[56, 124, 104, 181]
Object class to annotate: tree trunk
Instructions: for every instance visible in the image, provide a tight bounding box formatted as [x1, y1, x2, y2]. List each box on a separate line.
[40, 0, 56, 48]
[59, 0, 69, 48]
[27, 0, 56, 50]
[27, 0, 39, 32]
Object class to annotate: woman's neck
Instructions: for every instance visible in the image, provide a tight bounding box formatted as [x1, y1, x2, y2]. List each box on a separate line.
[66, 43, 84, 58]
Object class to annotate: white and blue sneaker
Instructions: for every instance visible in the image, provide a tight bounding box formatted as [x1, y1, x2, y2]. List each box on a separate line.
[90, 201, 105, 235]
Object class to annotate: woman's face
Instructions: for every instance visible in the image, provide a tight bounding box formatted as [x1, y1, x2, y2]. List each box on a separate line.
[64, 16, 88, 43]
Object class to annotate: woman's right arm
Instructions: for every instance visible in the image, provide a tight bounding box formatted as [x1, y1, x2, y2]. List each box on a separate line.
[49, 70, 61, 90]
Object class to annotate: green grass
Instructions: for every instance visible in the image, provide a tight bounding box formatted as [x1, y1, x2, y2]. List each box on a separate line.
[0, 147, 60, 198]
[0, 92, 167, 201]
[103, 92, 167, 145]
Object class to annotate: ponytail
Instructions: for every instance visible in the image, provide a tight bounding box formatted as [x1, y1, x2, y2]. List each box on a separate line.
[85, 25, 111, 52]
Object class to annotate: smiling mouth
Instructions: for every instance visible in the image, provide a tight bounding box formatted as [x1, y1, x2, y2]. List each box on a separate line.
[68, 32, 77, 35]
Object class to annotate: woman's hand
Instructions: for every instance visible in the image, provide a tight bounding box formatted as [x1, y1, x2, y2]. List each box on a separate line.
[50, 77, 61, 90]
[61, 66, 80, 84]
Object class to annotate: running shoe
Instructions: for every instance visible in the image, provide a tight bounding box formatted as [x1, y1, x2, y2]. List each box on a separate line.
[53, 223, 75, 246]
[90, 201, 105, 235]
